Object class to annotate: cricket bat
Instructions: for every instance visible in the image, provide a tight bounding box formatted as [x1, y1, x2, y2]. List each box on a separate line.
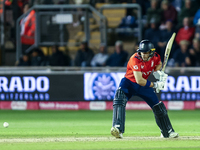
[161, 32, 176, 72]
[156, 33, 176, 93]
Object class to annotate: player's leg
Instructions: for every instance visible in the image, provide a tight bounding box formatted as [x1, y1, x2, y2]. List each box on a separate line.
[152, 101, 179, 138]
[111, 88, 127, 138]
[138, 87, 178, 138]
[111, 78, 131, 139]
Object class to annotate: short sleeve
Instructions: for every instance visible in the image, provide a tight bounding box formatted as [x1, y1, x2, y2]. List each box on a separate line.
[128, 56, 142, 72]
[153, 53, 161, 70]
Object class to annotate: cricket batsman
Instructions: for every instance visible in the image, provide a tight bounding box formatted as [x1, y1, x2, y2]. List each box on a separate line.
[111, 40, 179, 138]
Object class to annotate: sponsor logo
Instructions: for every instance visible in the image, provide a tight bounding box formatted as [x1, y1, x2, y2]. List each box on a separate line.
[90, 101, 106, 110]
[0, 76, 50, 101]
[142, 71, 152, 76]
[163, 76, 200, 92]
[195, 101, 200, 108]
[84, 73, 200, 101]
[160, 93, 200, 101]
[133, 65, 138, 70]
[39, 102, 55, 108]
[151, 61, 154, 67]
[92, 74, 116, 100]
[55, 103, 78, 110]
[0, 93, 49, 101]
[39, 102, 79, 110]
[126, 102, 151, 110]
[11, 101, 27, 110]
[168, 101, 184, 110]
[161, 76, 200, 101]
[141, 65, 144, 69]
[84, 73, 123, 100]
[0, 76, 49, 92]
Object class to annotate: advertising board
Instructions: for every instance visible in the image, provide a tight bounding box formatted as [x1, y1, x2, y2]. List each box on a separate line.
[0, 72, 199, 101]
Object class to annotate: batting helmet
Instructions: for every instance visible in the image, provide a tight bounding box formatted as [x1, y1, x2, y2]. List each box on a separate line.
[137, 40, 155, 57]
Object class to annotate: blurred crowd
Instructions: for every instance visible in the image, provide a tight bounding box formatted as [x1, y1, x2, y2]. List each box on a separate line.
[2, 0, 200, 67]
[143, 0, 200, 67]
[16, 40, 128, 67]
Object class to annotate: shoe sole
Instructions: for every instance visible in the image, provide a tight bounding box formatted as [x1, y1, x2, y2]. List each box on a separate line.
[111, 127, 122, 138]
[169, 133, 179, 138]
[161, 133, 179, 138]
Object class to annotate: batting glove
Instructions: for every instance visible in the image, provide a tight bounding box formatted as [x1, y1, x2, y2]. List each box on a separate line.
[153, 81, 165, 93]
[153, 71, 168, 82]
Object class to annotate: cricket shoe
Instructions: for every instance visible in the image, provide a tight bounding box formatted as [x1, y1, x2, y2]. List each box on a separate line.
[161, 132, 179, 138]
[111, 127, 123, 139]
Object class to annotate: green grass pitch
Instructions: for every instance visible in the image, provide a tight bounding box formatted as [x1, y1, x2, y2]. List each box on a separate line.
[0, 109, 200, 150]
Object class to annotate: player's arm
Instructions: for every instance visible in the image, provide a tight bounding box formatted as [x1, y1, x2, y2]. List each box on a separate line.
[134, 71, 165, 90]
[133, 71, 154, 87]
[153, 61, 168, 82]
[154, 61, 162, 71]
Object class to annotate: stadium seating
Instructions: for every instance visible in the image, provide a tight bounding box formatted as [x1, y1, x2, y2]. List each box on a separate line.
[103, 9, 126, 28]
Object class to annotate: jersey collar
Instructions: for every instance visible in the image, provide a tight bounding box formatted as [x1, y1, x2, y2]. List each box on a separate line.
[136, 53, 152, 62]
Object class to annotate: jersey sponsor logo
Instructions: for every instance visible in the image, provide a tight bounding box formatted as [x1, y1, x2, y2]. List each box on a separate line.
[133, 65, 138, 70]
[142, 71, 152, 76]
[151, 61, 154, 67]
